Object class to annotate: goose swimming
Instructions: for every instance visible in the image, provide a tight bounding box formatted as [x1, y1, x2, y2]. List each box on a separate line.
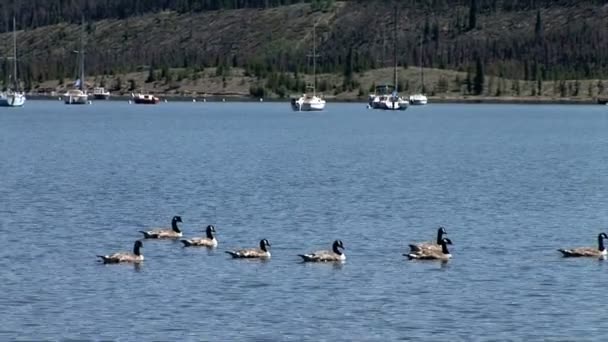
[181, 225, 218, 247]
[226, 239, 271, 259]
[558, 233, 608, 258]
[409, 226, 447, 253]
[299, 240, 346, 262]
[139, 215, 183, 239]
[406, 237, 453, 261]
[97, 241, 144, 264]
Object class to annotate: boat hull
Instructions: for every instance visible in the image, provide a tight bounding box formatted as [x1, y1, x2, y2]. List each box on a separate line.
[93, 94, 110, 100]
[0, 93, 26, 107]
[65, 95, 89, 104]
[133, 98, 160, 104]
[291, 96, 326, 111]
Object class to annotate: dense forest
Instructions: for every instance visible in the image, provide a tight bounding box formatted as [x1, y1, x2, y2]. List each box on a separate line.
[0, 0, 608, 97]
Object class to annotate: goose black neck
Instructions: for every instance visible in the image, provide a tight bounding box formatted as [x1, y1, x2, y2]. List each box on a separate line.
[206, 229, 214, 239]
[441, 241, 450, 255]
[171, 219, 181, 233]
[333, 244, 343, 255]
[133, 244, 142, 256]
[599, 235, 606, 251]
[260, 241, 268, 252]
[436, 229, 444, 245]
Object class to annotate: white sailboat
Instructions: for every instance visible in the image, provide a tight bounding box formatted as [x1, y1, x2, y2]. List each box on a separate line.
[409, 35, 428, 106]
[291, 24, 325, 112]
[368, 9, 408, 111]
[64, 17, 89, 105]
[0, 17, 26, 107]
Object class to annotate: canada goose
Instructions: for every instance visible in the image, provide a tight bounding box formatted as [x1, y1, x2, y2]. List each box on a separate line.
[225, 239, 271, 259]
[181, 225, 218, 247]
[558, 233, 608, 257]
[97, 241, 144, 264]
[299, 240, 346, 262]
[409, 226, 447, 253]
[139, 215, 183, 239]
[405, 237, 453, 261]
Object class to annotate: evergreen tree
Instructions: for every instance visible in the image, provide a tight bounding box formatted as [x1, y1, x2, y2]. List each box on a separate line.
[473, 57, 484, 95]
[469, 0, 477, 30]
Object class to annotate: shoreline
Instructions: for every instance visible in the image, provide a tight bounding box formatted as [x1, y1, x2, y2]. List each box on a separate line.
[25, 94, 604, 105]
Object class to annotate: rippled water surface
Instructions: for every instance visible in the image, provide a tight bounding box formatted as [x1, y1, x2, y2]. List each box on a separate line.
[1, 101, 608, 340]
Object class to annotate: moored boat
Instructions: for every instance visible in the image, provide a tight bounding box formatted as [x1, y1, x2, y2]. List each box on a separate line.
[0, 17, 25, 107]
[290, 24, 325, 112]
[65, 16, 89, 105]
[132, 93, 160, 104]
[93, 87, 110, 100]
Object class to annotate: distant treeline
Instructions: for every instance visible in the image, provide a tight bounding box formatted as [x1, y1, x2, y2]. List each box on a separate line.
[2, 0, 608, 93]
[2, 0, 608, 32]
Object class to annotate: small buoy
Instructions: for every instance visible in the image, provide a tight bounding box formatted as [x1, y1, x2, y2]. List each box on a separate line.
[164, 99, 168, 103]
[128, 100, 132, 104]
[203, 98, 206, 102]
[58, 97, 62, 101]
[259, 98, 263, 102]
[192, 98, 196, 102]
[87, 100, 92, 105]
[222, 98, 226, 102]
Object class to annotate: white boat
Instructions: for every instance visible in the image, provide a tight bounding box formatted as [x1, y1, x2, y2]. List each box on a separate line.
[93, 87, 110, 100]
[409, 93, 428, 105]
[368, 10, 408, 111]
[291, 93, 326, 111]
[0, 17, 25, 107]
[409, 36, 428, 106]
[65, 17, 89, 105]
[291, 24, 325, 112]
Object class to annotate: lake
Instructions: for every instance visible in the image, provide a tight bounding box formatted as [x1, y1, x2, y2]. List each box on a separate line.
[1, 101, 607, 340]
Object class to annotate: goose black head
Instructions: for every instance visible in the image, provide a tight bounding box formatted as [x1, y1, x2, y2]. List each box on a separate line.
[599, 233, 608, 240]
[332, 240, 345, 254]
[173, 216, 183, 223]
[205, 225, 216, 238]
[260, 239, 271, 251]
[133, 240, 144, 255]
[436, 226, 447, 244]
[440, 237, 452, 254]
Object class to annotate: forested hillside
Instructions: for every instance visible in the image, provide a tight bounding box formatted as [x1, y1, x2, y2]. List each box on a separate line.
[1, 0, 608, 99]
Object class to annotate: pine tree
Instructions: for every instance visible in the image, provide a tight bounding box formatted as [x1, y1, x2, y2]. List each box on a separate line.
[469, 0, 477, 30]
[473, 57, 484, 95]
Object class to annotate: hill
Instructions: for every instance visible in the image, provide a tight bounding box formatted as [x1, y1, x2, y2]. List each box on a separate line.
[1, 0, 608, 100]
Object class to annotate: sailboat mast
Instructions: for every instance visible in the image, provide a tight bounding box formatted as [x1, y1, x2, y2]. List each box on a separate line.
[393, 7, 398, 93]
[420, 35, 424, 93]
[313, 24, 316, 97]
[12, 17, 17, 91]
[79, 16, 85, 91]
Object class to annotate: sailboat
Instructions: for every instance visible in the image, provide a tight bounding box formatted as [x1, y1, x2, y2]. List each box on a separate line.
[64, 17, 89, 105]
[409, 35, 428, 105]
[368, 8, 408, 111]
[0, 17, 26, 107]
[291, 24, 326, 111]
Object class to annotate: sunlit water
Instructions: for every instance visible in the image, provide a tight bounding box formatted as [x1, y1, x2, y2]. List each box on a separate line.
[1, 101, 608, 340]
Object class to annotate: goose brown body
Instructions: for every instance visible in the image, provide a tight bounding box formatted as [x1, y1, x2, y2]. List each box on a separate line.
[97, 241, 144, 264]
[558, 233, 608, 258]
[140, 216, 183, 239]
[406, 238, 453, 261]
[409, 226, 447, 253]
[226, 239, 271, 259]
[299, 240, 346, 262]
[181, 225, 218, 247]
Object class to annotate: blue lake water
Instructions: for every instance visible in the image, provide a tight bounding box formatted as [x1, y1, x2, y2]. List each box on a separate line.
[1, 101, 608, 340]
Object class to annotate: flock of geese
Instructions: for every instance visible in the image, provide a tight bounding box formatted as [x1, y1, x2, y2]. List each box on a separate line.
[97, 216, 608, 264]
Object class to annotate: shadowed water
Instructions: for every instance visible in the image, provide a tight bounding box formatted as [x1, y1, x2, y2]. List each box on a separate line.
[1, 101, 608, 340]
